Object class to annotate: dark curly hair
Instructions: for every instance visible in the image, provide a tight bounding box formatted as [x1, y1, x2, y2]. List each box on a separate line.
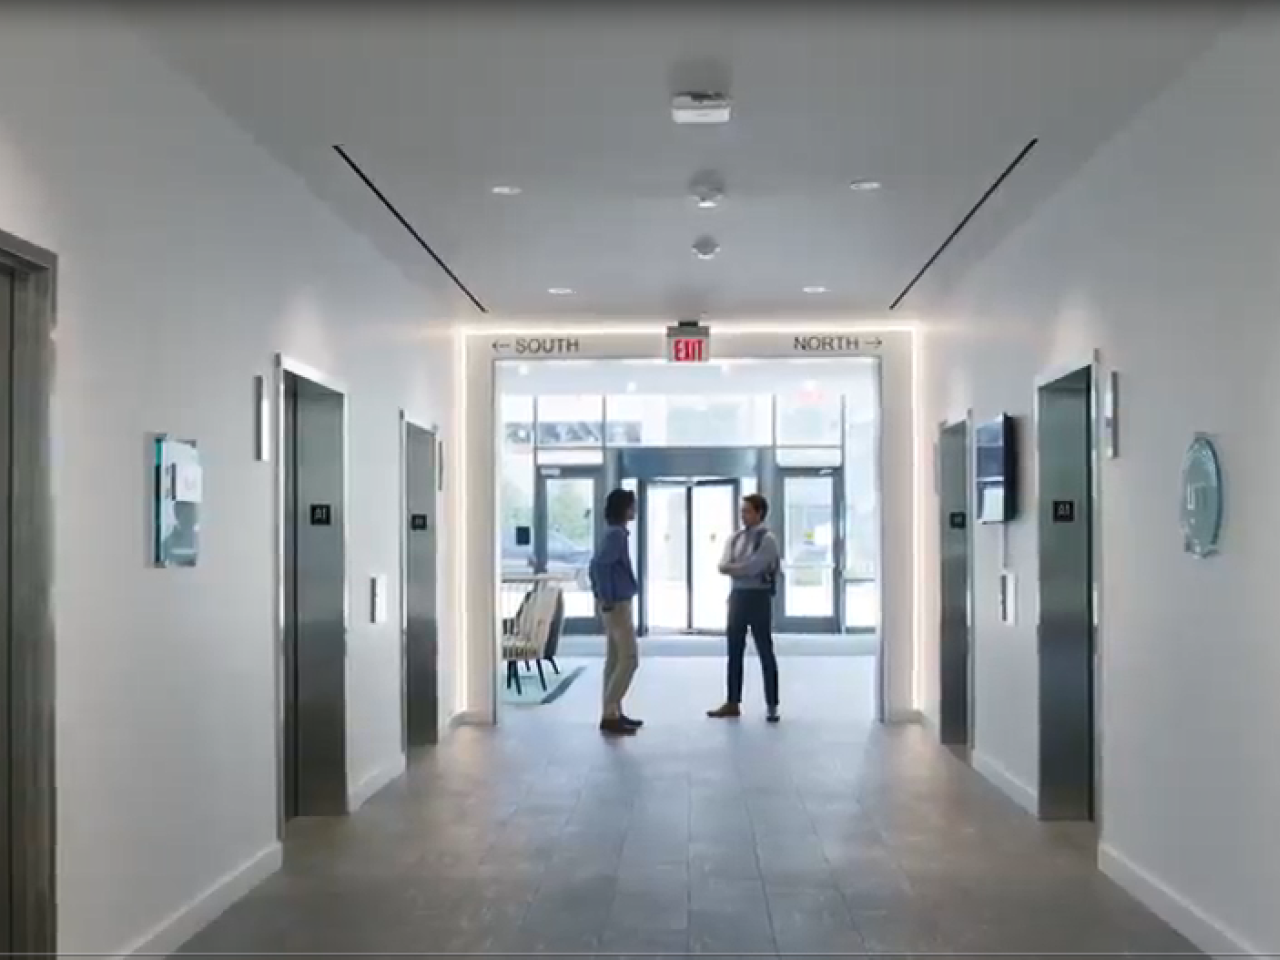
[604, 488, 637, 524]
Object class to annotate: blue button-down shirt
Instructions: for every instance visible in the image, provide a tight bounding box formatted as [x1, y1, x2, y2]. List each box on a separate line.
[589, 524, 638, 603]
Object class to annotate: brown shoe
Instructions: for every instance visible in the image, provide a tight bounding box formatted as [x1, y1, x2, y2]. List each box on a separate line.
[599, 717, 637, 736]
[706, 703, 742, 719]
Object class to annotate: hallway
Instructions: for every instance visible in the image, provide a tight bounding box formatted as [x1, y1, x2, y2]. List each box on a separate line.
[180, 659, 1196, 957]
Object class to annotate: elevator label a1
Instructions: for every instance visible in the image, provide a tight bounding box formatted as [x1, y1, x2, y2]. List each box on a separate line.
[1052, 500, 1076, 523]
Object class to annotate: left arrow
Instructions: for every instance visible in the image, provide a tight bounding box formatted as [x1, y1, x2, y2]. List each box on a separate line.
[492, 341, 510, 352]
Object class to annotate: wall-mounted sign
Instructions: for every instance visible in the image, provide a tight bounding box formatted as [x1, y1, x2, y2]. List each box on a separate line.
[491, 337, 582, 357]
[666, 322, 710, 363]
[792, 334, 883, 355]
[1103, 370, 1119, 459]
[948, 511, 967, 531]
[153, 436, 202, 568]
[1181, 435, 1223, 558]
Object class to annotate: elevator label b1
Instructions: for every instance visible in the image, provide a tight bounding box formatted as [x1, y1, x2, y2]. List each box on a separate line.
[948, 511, 967, 530]
[309, 503, 333, 526]
[1052, 500, 1076, 523]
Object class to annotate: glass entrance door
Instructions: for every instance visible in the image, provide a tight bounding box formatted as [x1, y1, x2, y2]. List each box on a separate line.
[643, 483, 688, 632]
[535, 466, 601, 632]
[640, 478, 739, 634]
[778, 469, 841, 633]
[690, 482, 737, 631]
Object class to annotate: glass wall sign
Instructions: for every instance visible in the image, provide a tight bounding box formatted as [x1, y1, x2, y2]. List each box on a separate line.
[153, 436, 202, 567]
[1181, 434, 1223, 558]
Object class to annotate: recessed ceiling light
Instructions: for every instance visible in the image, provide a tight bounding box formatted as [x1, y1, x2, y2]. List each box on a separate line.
[849, 179, 882, 192]
[517, 364, 530, 376]
[491, 185, 522, 196]
[692, 236, 721, 260]
[547, 287, 574, 296]
[626, 381, 637, 393]
[803, 285, 829, 294]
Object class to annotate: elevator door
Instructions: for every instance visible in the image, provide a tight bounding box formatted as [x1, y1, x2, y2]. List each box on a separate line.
[283, 371, 349, 820]
[0, 267, 11, 948]
[404, 422, 439, 748]
[937, 422, 972, 747]
[0, 246, 56, 955]
[1037, 367, 1096, 821]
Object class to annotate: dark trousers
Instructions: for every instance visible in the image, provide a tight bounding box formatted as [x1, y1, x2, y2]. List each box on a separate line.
[726, 589, 779, 707]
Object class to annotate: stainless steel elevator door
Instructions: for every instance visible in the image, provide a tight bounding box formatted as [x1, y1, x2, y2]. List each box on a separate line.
[1036, 368, 1095, 821]
[937, 421, 972, 747]
[404, 423, 439, 748]
[283, 372, 348, 818]
[0, 267, 12, 945]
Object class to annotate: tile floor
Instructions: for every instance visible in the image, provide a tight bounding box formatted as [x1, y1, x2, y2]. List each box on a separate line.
[180, 656, 1200, 958]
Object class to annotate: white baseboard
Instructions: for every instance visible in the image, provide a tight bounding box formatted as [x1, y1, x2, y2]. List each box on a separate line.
[115, 842, 281, 958]
[972, 749, 1038, 814]
[448, 708, 489, 728]
[349, 753, 406, 812]
[1100, 843, 1263, 960]
[885, 707, 923, 724]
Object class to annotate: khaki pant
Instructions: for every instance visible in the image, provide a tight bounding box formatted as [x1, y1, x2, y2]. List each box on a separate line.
[599, 599, 638, 718]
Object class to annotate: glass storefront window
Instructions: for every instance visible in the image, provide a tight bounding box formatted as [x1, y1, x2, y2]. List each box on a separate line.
[499, 395, 536, 578]
[843, 373, 881, 631]
[776, 389, 842, 445]
[604, 394, 771, 446]
[535, 395, 604, 447]
[775, 446, 842, 467]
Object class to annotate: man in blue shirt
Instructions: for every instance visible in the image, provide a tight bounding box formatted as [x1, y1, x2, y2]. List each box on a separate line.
[589, 488, 641, 736]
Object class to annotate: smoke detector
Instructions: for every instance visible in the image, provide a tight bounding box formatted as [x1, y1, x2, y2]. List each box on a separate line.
[689, 171, 725, 209]
[692, 235, 721, 260]
[672, 92, 732, 125]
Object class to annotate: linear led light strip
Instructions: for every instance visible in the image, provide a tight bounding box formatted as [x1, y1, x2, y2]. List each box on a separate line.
[451, 321, 926, 717]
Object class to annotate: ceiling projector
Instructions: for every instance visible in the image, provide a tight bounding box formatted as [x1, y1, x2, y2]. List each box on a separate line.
[672, 93, 732, 125]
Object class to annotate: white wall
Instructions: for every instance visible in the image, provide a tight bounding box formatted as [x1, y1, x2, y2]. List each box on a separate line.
[459, 325, 923, 724]
[925, 9, 1280, 955]
[0, 14, 455, 957]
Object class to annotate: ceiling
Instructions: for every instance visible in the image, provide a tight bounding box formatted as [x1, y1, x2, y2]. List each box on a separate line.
[137, 6, 1237, 321]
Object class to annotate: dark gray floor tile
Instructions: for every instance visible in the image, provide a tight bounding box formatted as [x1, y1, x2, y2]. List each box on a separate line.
[171, 658, 1201, 960]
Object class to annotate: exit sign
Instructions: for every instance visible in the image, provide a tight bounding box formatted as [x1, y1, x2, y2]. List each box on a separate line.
[666, 323, 710, 363]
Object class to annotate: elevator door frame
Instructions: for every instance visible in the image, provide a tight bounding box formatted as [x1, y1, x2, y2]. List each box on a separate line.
[936, 415, 974, 749]
[1035, 357, 1103, 825]
[402, 416, 440, 750]
[275, 355, 351, 833]
[637, 478, 740, 635]
[0, 229, 56, 957]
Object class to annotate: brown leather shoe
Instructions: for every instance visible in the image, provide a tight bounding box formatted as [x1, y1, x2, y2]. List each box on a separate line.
[599, 717, 637, 735]
[706, 703, 742, 719]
